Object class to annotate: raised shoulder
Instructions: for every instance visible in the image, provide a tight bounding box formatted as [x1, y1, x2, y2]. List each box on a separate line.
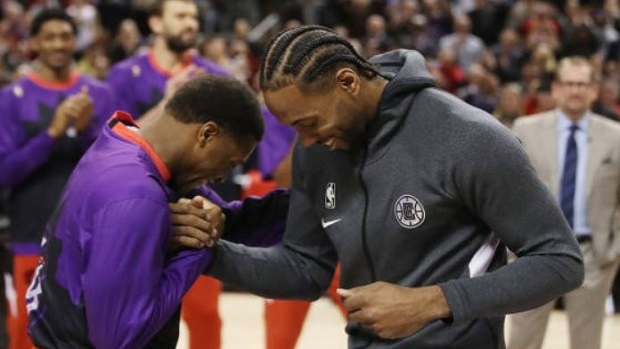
[70, 134, 169, 210]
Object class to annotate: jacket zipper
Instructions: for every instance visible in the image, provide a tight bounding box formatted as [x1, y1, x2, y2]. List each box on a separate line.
[358, 145, 376, 281]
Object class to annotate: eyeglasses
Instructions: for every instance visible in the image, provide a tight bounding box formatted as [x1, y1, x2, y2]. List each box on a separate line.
[556, 81, 593, 89]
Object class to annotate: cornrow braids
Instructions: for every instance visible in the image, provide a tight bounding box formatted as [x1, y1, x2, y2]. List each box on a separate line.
[264, 25, 324, 83]
[260, 25, 380, 92]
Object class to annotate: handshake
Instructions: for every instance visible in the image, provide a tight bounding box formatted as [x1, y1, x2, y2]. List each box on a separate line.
[168, 196, 225, 251]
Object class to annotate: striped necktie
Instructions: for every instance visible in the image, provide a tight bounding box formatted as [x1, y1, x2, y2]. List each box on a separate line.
[560, 124, 579, 228]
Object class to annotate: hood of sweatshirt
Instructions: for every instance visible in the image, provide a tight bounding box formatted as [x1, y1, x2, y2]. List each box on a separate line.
[371, 49, 436, 109]
[363, 49, 436, 160]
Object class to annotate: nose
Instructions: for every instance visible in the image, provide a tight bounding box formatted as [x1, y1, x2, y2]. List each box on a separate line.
[298, 132, 320, 147]
[184, 15, 199, 30]
[50, 36, 70, 49]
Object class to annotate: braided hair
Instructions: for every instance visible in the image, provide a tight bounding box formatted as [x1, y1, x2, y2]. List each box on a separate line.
[259, 25, 380, 93]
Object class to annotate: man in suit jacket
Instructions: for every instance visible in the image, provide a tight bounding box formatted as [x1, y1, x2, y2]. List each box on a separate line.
[508, 56, 620, 349]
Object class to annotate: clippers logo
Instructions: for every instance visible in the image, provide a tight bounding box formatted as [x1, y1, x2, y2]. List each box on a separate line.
[394, 195, 425, 229]
[325, 182, 336, 209]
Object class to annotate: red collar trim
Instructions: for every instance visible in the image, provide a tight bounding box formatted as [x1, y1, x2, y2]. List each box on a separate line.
[26, 71, 80, 90]
[147, 50, 193, 77]
[109, 111, 171, 182]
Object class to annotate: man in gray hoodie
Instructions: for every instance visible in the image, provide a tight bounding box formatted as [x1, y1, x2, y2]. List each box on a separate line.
[206, 25, 584, 348]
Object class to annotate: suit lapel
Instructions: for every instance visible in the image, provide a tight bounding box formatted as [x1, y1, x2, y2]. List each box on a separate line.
[586, 117, 605, 199]
[541, 113, 560, 196]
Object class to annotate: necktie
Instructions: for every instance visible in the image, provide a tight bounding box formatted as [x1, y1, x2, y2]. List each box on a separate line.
[560, 124, 579, 228]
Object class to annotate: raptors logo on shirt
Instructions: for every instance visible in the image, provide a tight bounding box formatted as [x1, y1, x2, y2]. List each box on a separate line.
[394, 194, 425, 229]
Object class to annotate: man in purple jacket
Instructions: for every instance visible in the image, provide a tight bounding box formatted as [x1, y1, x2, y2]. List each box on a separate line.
[106, 3, 242, 344]
[0, 9, 115, 349]
[25, 75, 276, 348]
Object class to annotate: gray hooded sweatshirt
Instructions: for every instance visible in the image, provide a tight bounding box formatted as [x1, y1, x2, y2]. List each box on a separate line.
[208, 50, 584, 348]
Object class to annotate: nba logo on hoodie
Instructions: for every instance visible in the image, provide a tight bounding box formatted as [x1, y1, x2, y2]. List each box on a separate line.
[325, 182, 336, 209]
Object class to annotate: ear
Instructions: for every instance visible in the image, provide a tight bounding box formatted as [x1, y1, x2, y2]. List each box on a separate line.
[148, 15, 163, 35]
[29, 38, 39, 54]
[590, 82, 600, 97]
[335, 68, 360, 96]
[550, 81, 560, 100]
[198, 121, 220, 146]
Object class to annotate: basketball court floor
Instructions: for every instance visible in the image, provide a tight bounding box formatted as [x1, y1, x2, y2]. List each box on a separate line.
[176, 291, 620, 349]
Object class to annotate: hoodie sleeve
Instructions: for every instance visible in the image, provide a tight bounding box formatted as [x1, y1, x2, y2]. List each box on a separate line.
[83, 197, 212, 349]
[189, 185, 288, 248]
[438, 115, 584, 323]
[206, 156, 337, 299]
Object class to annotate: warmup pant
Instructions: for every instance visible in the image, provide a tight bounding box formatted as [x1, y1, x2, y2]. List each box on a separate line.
[181, 275, 222, 349]
[7, 255, 38, 349]
[264, 265, 346, 349]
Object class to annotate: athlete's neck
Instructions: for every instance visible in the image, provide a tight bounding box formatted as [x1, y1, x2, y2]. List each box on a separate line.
[33, 64, 74, 84]
[151, 40, 190, 75]
[363, 77, 389, 122]
[138, 112, 187, 174]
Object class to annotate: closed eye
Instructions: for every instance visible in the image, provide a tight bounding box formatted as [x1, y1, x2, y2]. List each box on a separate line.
[292, 117, 317, 131]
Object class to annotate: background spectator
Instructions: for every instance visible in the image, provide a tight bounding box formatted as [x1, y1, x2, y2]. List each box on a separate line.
[107, 18, 148, 64]
[493, 82, 525, 127]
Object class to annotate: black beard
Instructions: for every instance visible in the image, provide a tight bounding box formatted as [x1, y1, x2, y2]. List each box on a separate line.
[166, 35, 195, 53]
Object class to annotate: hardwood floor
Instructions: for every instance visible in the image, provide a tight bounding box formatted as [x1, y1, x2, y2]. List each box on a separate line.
[177, 292, 620, 349]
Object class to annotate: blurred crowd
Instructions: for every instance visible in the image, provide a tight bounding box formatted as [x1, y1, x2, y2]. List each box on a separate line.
[0, 0, 619, 125]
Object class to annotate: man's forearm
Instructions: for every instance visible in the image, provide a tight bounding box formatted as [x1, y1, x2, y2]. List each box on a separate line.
[440, 252, 583, 323]
[208, 240, 333, 300]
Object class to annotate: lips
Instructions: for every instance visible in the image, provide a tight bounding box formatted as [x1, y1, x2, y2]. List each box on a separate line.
[181, 30, 197, 39]
[322, 138, 336, 149]
[50, 51, 69, 58]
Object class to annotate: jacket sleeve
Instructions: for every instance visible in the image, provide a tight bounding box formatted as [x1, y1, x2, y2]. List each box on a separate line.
[189, 185, 289, 247]
[0, 87, 58, 186]
[439, 118, 584, 323]
[206, 166, 337, 300]
[82, 197, 212, 349]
